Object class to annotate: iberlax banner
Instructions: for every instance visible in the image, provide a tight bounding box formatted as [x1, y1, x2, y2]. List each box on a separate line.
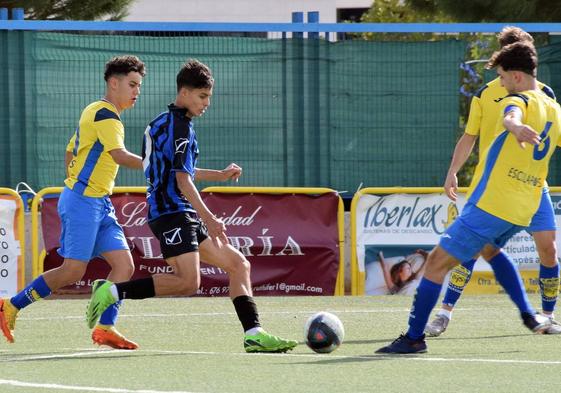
[41, 191, 340, 296]
[0, 196, 22, 297]
[356, 191, 561, 295]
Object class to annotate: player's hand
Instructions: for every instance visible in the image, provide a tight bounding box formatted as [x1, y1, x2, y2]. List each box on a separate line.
[205, 216, 228, 247]
[444, 172, 458, 201]
[221, 163, 242, 182]
[512, 124, 540, 148]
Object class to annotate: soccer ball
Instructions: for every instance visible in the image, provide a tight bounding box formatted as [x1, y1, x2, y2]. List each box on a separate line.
[304, 311, 344, 353]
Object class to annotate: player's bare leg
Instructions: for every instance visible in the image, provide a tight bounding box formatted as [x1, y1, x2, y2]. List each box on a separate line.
[200, 239, 297, 352]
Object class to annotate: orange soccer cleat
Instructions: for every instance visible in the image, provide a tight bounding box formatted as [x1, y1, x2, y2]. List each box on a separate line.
[92, 326, 139, 350]
[0, 298, 17, 343]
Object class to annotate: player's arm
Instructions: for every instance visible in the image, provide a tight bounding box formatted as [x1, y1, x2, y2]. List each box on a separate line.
[412, 249, 429, 277]
[503, 106, 540, 148]
[377, 251, 396, 292]
[97, 117, 142, 169]
[195, 163, 242, 182]
[175, 172, 228, 245]
[444, 134, 477, 201]
[65, 134, 76, 177]
[109, 148, 143, 169]
[64, 151, 73, 176]
[443, 95, 481, 201]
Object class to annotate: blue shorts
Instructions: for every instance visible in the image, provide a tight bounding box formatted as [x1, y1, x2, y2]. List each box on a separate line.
[527, 187, 556, 233]
[57, 187, 129, 262]
[440, 203, 524, 262]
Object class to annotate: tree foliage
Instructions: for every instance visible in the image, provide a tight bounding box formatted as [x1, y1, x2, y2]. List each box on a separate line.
[361, 1, 561, 186]
[408, 0, 561, 22]
[360, 0, 453, 41]
[361, 0, 450, 23]
[0, 0, 134, 20]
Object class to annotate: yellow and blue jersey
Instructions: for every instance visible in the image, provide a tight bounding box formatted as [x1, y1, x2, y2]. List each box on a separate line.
[465, 77, 555, 154]
[467, 89, 561, 226]
[65, 100, 125, 197]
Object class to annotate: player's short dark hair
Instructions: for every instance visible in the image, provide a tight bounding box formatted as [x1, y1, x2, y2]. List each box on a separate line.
[486, 42, 537, 77]
[497, 26, 534, 48]
[104, 55, 146, 81]
[176, 59, 214, 91]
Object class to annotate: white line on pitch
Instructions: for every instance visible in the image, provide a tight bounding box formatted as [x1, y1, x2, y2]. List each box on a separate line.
[0, 379, 203, 393]
[4, 347, 559, 367]
[0, 349, 123, 362]
[133, 349, 561, 366]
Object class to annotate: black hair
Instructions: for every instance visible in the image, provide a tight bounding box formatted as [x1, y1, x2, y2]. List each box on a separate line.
[486, 42, 537, 77]
[176, 59, 214, 92]
[104, 55, 146, 81]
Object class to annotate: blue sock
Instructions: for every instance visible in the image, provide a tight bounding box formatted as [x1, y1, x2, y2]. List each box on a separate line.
[489, 251, 534, 315]
[98, 301, 122, 326]
[407, 277, 442, 339]
[539, 264, 559, 314]
[442, 258, 476, 308]
[10, 275, 52, 310]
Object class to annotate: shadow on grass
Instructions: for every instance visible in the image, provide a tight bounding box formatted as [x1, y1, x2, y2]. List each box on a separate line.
[289, 353, 427, 365]
[341, 338, 398, 345]
[428, 333, 529, 341]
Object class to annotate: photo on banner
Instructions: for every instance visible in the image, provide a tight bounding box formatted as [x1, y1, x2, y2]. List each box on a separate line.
[356, 190, 561, 295]
[356, 192, 459, 295]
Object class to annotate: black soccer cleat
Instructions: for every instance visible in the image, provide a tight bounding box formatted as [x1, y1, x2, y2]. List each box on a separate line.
[376, 333, 427, 354]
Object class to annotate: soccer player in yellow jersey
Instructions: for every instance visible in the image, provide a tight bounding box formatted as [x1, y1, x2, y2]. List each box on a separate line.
[377, 41, 561, 354]
[0, 56, 145, 349]
[426, 27, 561, 336]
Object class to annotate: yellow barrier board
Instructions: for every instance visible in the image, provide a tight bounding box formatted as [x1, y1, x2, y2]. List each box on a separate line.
[351, 186, 561, 296]
[0, 188, 25, 295]
[465, 271, 542, 295]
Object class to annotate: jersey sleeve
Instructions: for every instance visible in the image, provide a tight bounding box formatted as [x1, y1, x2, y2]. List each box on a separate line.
[501, 95, 528, 121]
[66, 134, 76, 153]
[538, 81, 557, 101]
[464, 96, 482, 136]
[96, 118, 125, 152]
[171, 121, 195, 176]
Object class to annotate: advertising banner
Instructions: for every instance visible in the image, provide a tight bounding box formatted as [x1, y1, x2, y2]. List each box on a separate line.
[355, 191, 561, 295]
[0, 196, 22, 297]
[41, 191, 340, 296]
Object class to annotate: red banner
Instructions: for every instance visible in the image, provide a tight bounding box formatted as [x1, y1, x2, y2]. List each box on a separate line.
[41, 191, 340, 296]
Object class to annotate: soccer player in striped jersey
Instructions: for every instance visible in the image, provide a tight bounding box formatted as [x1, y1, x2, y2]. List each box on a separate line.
[86, 59, 298, 353]
[0, 56, 145, 349]
[426, 27, 561, 336]
[378, 41, 561, 354]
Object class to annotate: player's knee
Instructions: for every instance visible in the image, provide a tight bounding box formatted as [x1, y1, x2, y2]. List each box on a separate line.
[225, 254, 251, 277]
[424, 247, 457, 279]
[117, 260, 135, 279]
[60, 261, 87, 282]
[481, 247, 500, 261]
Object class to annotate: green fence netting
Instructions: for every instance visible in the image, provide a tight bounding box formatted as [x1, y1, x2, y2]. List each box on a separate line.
[1, 31, 468, 191]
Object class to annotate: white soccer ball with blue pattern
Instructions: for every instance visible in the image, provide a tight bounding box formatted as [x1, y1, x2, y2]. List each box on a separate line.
[304, 311, 344, 353]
